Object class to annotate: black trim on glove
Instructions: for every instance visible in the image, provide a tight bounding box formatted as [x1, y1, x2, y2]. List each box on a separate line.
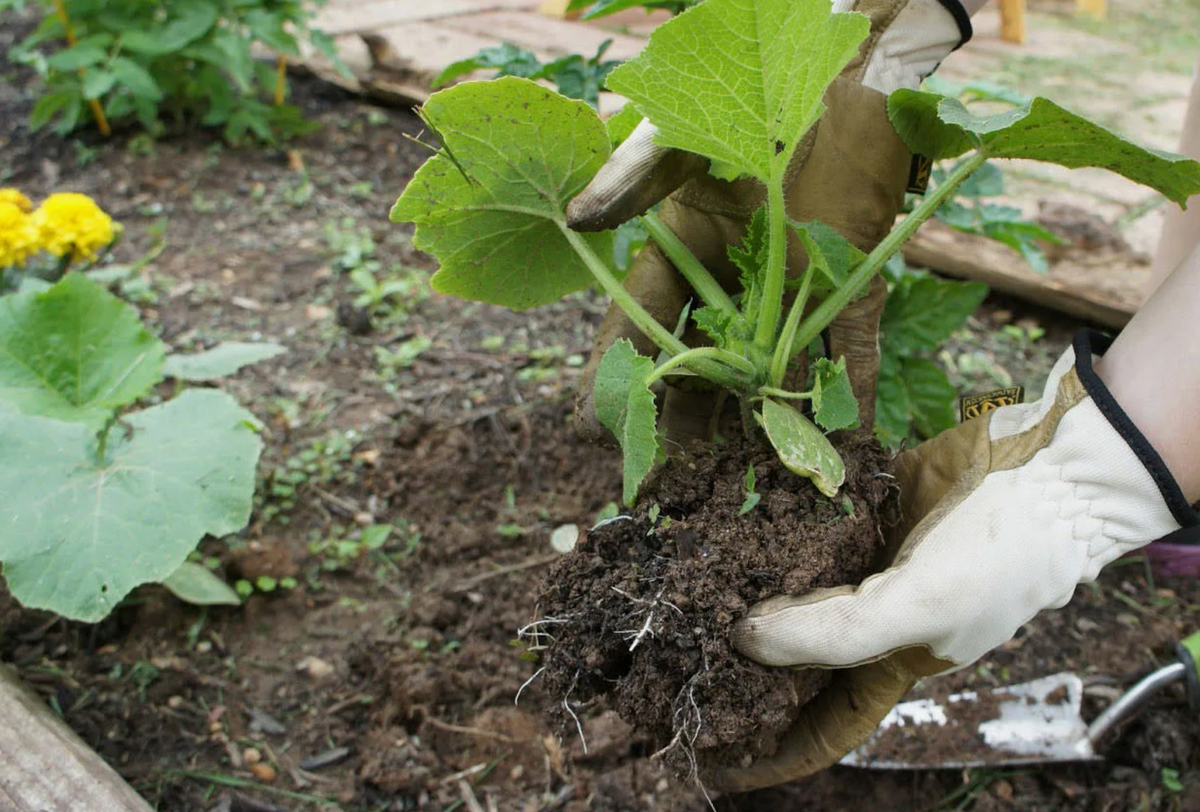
[1076, 330, 1200, 542]
[934, 0, 974, 49]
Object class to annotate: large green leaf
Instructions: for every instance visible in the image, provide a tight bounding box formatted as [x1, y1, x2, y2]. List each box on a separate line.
[606, 0, 869, 182]
[0, 389, 262, 622]
[164, 342, 286, 381]
[391, 78, 613, 310]
[594, 339, 660, 506]
[874, 353, 959, 449]
[0, 274, 165, 427]
[888, 91, 1200, 205]
[758, 397, 843, 497]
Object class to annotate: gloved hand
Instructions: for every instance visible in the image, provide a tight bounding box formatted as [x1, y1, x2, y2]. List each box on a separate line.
[715, 330, 1200, 791]
[571, 0, 973, 444]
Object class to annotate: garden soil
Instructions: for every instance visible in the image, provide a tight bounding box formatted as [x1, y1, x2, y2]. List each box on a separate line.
[538, 437, 894, 778]
[3, 10, 1200, 811]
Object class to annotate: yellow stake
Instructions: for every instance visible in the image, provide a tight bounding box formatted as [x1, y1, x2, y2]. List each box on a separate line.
[274, 55, 287, 106]
[53, 0, 111, 136]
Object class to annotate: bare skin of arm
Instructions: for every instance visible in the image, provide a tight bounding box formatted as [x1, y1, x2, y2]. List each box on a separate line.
[1148, 52, 1200, 292]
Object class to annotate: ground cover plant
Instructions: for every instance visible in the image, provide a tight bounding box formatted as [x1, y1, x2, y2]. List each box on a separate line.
[392, 0, 1200, 785]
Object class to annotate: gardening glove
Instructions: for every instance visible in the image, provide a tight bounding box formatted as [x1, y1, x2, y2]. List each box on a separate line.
[572, 0, 973, 444]
[714, 330, 1200, 791]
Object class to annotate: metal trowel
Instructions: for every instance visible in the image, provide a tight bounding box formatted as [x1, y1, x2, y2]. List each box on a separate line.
[840, 631, 1200, 769]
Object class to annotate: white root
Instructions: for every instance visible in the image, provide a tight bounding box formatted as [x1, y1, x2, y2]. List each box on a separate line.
[514, 666, 545, 706]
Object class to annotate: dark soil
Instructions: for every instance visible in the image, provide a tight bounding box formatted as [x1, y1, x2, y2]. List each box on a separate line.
[3, 6, 1200, 811]
[539, 436, 894, 781]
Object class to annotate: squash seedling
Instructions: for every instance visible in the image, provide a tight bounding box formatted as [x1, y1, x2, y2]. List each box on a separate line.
[393, 0, 1200, 507]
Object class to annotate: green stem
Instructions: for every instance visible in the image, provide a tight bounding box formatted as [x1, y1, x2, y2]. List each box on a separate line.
[645, 346, 756, 388]
[642, 212, 737, 317]
[789, 151, 988, 355]
[757, 386, 811, 400]
[560, 224, 748, 391]
[768, 260, 816, 387]
[753, 166, 789, 350]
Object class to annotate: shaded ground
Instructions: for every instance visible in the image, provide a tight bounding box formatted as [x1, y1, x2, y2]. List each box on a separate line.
[3, 4, 1200, 812]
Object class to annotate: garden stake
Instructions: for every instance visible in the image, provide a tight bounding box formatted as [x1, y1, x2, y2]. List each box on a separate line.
[52, 0, 110, 136]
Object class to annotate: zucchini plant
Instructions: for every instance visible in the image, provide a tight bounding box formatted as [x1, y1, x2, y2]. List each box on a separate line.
[394, 0, 1200, 505]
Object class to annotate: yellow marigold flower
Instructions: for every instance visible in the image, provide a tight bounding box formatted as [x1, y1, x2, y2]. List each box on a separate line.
[33, 192, 119, 262]
[0, 188, 33, 213]
[0, 201, 40, 268]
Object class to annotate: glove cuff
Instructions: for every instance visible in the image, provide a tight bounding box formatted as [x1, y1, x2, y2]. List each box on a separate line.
[1074, 329, 1200, 539]
[933, 0, 973, 50]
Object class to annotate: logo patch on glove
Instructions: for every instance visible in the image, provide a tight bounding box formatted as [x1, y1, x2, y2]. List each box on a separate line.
[961, 388, 1025, 422]
[907, 155, 933, 195]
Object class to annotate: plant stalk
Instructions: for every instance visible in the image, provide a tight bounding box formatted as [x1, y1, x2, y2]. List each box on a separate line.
[753, 165, 789, 350]
[53, 0, 111, 137]
[642, 212, 737, 317]
[645, 346, 756, 388]
[789, 151, 988, 354]
[560, 225, 748, 391]
[768, 260, 816, 387]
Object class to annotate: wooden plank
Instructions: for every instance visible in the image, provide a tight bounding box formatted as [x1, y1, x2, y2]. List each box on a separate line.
[365, 22, 513, 88]
[314, 0, 539, 36]
[0, 664, 153, 812]
[444, 10, 646, 59]
[1076, 0, 1107, 19]
[903, 220, 1140, 330]
[998, 0, 1026, 45]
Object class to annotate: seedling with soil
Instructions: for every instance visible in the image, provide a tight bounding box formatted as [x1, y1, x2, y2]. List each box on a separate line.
[393, 0, 1200, 782]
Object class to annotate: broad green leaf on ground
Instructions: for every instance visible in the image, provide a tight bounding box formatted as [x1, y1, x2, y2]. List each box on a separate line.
[874, 353, 958, 449]
[162, 562, 242, 607]
[790, 220, 864, 298]
[758, 397, 844, 497]
[0, 274, 165, 427]
[594, 339, 660, 505]
[889, 91, 1200, 204]
[164, 342, 286, 381]
[812, 357, 859, 432]
[606, 0, 869, 182]
[392, 78, 613, 310]
[880, 270, 989, 355]
[0, 389, 261, 622]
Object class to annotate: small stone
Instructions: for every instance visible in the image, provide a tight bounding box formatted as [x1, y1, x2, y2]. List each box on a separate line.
[243, 747, 262, 765]
[195, 641, 213, 654]
[656, 778, 670, 793]
[550, 524, 579, 554]
[249, 762, 276, 783]
[208, 721, 223, 734]
[354, 512, 373, 527]
[167, 695, 184, 709]
[992, 779, 1014, 801]
[305, 304, 332, 321]
[296, 656, 335, 680]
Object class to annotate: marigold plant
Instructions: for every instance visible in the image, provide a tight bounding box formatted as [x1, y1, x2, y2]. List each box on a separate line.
[32, 192, 118, 262]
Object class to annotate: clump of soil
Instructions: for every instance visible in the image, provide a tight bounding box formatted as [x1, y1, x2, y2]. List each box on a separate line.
[536, 434, 896, 780]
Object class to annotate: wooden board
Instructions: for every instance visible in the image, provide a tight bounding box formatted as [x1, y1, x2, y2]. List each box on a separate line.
[446, 10, 646, 59]
[0, 664, 153, 812]
[904, 220, 1142, 329]
[314, 0, 539, 36]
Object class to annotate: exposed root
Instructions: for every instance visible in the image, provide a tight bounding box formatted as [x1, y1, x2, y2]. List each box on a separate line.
[650, 674, 714, 810]
[513, 666, 545, 706]
[562, 672, 588, 754]
[516, 616, 572, 652]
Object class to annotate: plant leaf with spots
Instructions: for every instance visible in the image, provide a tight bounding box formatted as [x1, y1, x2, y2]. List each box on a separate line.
[758, 397, 844, 497]
[594, 339, 660, 505]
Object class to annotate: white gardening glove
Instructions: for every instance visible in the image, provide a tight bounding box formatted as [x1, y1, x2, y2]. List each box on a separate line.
[568, 0, 972, 230]
[734, 330, 1200, 673]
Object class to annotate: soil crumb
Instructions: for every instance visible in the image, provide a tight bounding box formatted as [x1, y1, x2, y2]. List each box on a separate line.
[536, 434, 896, 780]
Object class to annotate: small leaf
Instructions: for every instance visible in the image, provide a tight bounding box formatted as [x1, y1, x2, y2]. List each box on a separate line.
[874, 353, 958, 448]
[889, 91, 1200, 205]
[812, 357, 859, 432]
[606, 0, 870, 182]
[361, 524, 393, 550]
[0, 389, 262, 622]
[122, 2, 219, 55]
[45, 43, 107, 71]
[739, 464, 760, 515]
[392, 78, 613, 310]
[758, 398, 844, 497]
[594, 339, 660, 506]
[164, 342, 286, 381]
[0, 274, 166, 427]
[110, 57, 163, 102]
[790, 220, 865, 297]
[880, 271, 988, 355]
[162, 563, 241, 607]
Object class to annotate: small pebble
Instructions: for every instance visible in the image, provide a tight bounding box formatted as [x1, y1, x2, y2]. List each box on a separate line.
[993, 779, 1014, 801]
[249, 763, 276, 783]
[195, 641, 213, 654]
[296, 656, 335, 680]
[208, 721, 223, 734]
[167, 696, 184, 709]
[550, 524, 579, 554]
[243, 748, 262, 765]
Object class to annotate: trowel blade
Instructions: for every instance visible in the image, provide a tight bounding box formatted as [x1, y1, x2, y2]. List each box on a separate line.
[840, 673, 1102, 769]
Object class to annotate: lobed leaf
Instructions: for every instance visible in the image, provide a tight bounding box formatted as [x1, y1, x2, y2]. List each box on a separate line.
[758, 397, 843, 497]
[0, 389, 261, 622]
[889, 91, 1200, 205]
[594, 339, 660, 505]
[606, 0, 869, 182]
[790, 220, 864, 298]
[880, 269, 988, 355]
[874, 354, 958, 448]
[391, 78, 613, 310]
[812, 356, 859, 432]
[0, 274, 165, 428]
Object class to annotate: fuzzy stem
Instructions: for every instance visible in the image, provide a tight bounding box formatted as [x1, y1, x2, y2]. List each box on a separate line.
[274, 55, 288, 106]
[788, 151, 988, 355]
[757, 386, 811, 400]
[645, 346, 756, 388]
[642, 212, 737, 317]
[753, 165, 789, 350]
[768, 260, 816, 387]
[560, 225, 748, 391]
